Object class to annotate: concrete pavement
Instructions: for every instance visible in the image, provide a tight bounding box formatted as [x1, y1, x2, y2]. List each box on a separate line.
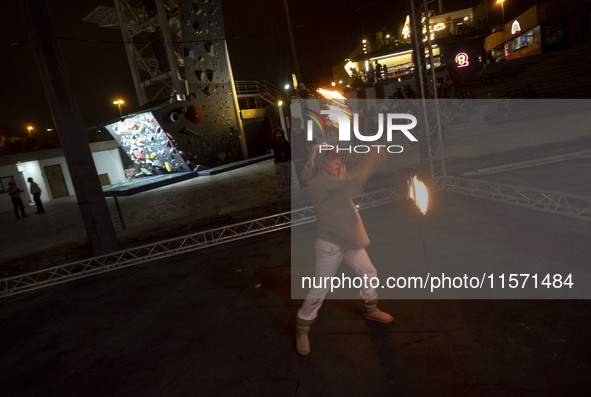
[2, 128, 591, 394]
[1, 191, 590, 395]
[0, 159, 292, 277]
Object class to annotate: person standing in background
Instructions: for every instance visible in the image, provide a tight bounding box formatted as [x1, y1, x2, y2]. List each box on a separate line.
[27, 177, 45, 214]
[7, 181, 27, 219]
[271, 128, 291, 194]
[290, 118, 310, 188]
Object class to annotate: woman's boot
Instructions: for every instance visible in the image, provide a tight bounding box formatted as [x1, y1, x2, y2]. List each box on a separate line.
[362, 299, 393, 323]
[296, 317, 314, 355]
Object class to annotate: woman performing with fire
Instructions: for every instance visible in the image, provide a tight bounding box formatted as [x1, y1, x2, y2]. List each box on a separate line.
[296, 143, 393, 355]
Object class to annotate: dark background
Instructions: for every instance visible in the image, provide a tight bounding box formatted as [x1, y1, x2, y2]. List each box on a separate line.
[0, 0, 530, 140]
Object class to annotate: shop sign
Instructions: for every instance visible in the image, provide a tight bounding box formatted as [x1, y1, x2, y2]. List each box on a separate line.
[511, 20, 521, 35]
[455, 52, 469, 68]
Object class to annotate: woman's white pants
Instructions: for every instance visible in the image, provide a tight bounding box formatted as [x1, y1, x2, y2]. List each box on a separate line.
[297, 239, 378, 321]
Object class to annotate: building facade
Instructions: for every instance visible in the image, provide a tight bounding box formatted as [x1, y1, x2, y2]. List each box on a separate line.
[0, 141, 125, 214]
[485, 0, 590, 63]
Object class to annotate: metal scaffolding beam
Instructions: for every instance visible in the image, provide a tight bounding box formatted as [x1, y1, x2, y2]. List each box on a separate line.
[407, 0, 447, 186]
[3, 174, 589, 299]
[444, 176, 591, 221]
[0, 185, 407, 298]
[87, 0, 186, 104]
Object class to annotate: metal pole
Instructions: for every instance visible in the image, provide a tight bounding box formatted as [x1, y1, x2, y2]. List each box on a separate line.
[112, 193, 126, 230]
[278, 104, 287, 137]
[423, 0, 447, 181]
[283, 0, 301, 84]
[224, 40, 249, 159]
[21, 0, 120, 256]
[114, 0, 148, 105]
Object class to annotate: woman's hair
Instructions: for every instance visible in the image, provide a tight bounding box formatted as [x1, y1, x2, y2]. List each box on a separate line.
[302, 142, 340, 181]
[272, 128, 285, 140]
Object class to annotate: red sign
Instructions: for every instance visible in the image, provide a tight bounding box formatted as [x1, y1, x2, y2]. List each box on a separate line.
[511, 20, 521, 35]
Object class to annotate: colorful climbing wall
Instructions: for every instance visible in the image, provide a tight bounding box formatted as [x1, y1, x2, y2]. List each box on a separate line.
[104, 0, 244, 171]
[105, 111, 191, 175]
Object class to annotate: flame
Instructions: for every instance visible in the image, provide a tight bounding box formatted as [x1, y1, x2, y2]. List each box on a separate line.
[402, 15, 411, 39]
[409, 175, 429, 215]
[316, 88, 346, 100]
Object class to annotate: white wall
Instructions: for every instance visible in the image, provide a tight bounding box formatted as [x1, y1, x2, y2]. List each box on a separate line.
[92, 148, 126, 185]
[38, 156, 75, 200]
[2, 147, 126, 215]
[18, 160, 49, 204]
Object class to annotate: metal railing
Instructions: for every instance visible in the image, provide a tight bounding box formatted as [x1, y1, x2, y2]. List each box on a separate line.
[0, 185, 407, 298]
[4, 175, 590, 298]
[235, 80, 282, 108]
[444, 176, 591, 222]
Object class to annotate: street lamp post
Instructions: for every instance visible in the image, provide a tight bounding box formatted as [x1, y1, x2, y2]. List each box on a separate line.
[113, 99, 124, 116]
[27, 125, 34, 137]
[277, 100, 288, 139]
[497, 0, 505, 24]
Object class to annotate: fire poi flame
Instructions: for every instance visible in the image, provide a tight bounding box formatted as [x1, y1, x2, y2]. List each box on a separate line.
[315, 88, 351, 129]
[316, 88, 346, 100]
[409, 175, 429, 215]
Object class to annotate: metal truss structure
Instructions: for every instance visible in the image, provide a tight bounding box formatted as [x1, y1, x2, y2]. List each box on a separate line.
[2, 171, 589, 299]
[84, 0, 186, 104]
[404, 1, 591, 222]
[444, 176, 591, 222]
[407, 0, 447, 185]
[0, 185, 407, 298]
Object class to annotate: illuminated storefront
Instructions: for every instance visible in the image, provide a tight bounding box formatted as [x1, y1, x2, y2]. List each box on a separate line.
[486, 5, 541, 62]
[338, 7, 474, 82]
[345, 46, 441, 81]
[485, 1, 583, 63]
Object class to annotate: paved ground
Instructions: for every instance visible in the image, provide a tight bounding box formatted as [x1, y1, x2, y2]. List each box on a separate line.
[0, 160, 293, 276]
[2, 113, 591, 395]
[1, 191, 590, 396]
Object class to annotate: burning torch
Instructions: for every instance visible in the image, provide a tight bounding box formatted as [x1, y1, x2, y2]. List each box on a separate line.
[408, 175, 429, 215]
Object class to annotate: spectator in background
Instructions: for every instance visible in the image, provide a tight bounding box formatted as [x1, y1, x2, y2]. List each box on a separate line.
[27, 177, 45, 214]
[7, 181, 27, 219]
[290, 118, 309, 188]
[382, 64, 389, 82]
[374, 61, 382, 84]
[271, 128, 291, 194]
[366, 62, 375, 87]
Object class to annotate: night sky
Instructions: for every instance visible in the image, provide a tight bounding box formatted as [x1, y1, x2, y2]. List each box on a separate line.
[0, 0, 527, 140]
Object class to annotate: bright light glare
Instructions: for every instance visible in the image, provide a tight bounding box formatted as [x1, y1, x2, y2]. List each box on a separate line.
[402, 15, 411, 39]
[316, 88, 346, 100]
[344, 61, 355, 76]
[409, 175, 429, 215]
